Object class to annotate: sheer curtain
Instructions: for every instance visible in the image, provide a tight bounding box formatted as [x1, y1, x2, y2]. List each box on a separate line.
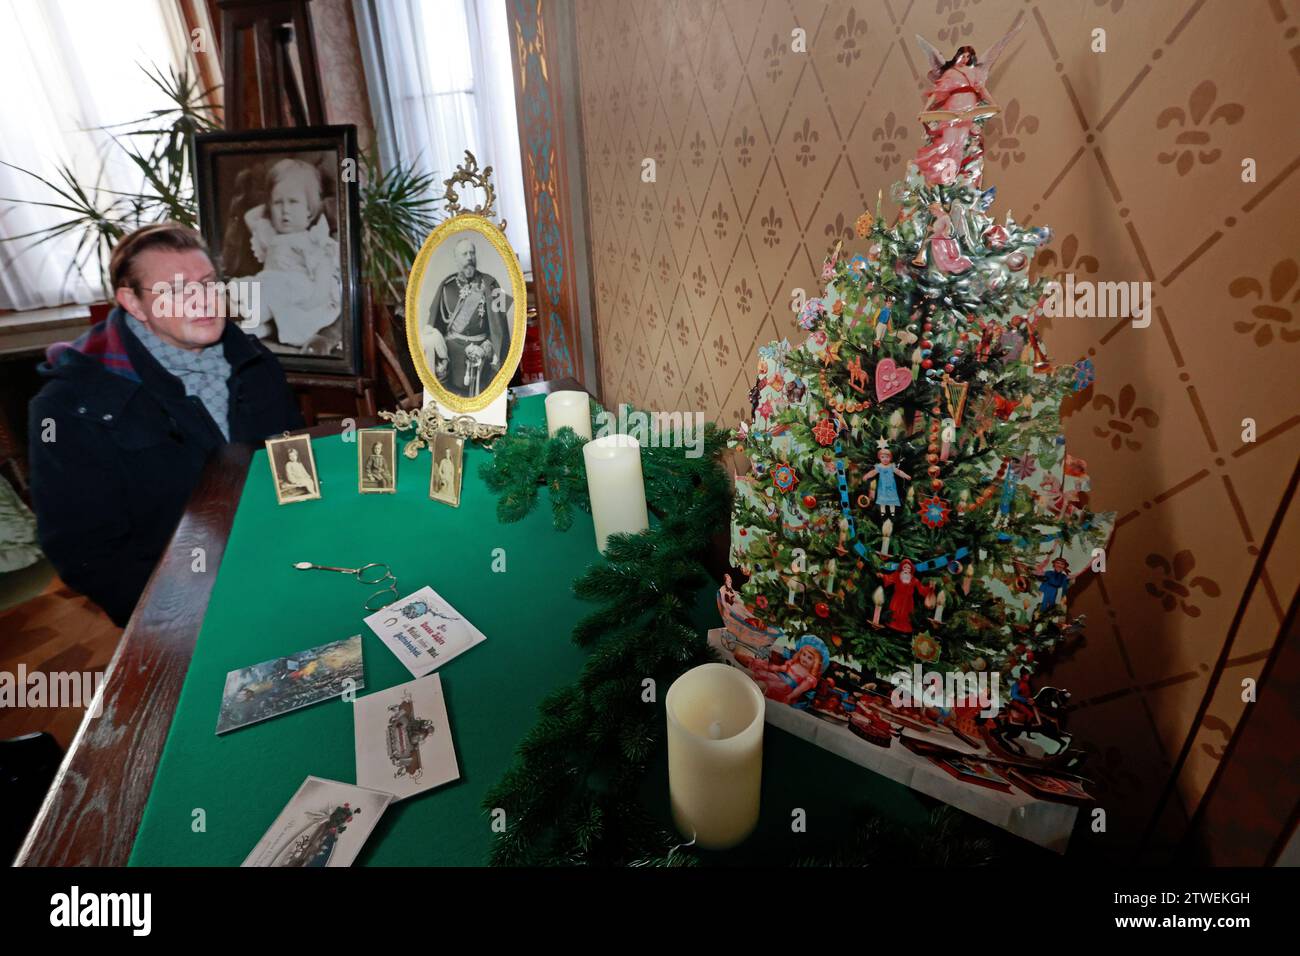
[356, 0, 531, 275]
[0, 0, 192, 311]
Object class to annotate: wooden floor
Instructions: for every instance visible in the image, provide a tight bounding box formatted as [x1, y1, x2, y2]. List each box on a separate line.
[0, 568, 121, 748]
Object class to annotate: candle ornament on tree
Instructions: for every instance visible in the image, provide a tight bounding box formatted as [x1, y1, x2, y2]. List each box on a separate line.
[720, 24, 1113, 767]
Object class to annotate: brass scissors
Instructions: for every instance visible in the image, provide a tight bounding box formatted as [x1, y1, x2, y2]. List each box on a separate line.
[293, 561, 398, 611]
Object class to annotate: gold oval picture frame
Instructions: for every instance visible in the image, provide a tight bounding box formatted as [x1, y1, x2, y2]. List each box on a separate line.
[404, 213, 527, 414]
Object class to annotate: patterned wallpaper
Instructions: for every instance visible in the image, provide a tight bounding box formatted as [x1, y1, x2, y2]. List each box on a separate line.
[574, 0, 1300, 859]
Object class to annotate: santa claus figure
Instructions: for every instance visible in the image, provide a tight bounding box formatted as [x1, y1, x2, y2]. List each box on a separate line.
[880, 558, 934, 634]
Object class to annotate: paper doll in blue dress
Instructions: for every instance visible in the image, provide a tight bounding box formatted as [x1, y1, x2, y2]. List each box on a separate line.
[862, 440, 911, 516]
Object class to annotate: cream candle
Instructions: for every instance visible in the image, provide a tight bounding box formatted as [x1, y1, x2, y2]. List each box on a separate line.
[544, 390, 592, 439]
[666, 663, 765, 850]
[582, 433, 649, 552]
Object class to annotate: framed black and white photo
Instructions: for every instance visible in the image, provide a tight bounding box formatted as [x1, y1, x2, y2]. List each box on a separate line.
[265, 434, 322, 505]
[405, 214, 526, 415]
[357, 428, 397, 494]
[194, 125, 363, 375]
[428, 432, 465, 507]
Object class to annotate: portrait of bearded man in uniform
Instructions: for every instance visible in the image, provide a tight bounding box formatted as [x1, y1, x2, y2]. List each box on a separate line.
[421, 236, 513, 399]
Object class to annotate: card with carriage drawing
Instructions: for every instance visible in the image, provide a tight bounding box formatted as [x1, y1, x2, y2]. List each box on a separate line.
[353, 673, 459, 801]
[363, 585, 486, 677]
[242, 775, 392, 867]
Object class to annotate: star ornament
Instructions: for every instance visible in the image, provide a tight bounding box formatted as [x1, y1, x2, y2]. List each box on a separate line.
[918, 495, 951, 528]
[811, 416, 839, 446]
[772, 463, 799, 493]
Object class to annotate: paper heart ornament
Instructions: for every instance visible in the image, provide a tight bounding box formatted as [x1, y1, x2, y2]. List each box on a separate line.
[874, 358, 912, 401]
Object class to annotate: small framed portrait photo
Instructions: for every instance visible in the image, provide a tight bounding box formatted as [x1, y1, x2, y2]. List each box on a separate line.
[193, 125, 363, 375]
[265, 434, 322, 505]
[358, 428, 397, 495]
[428, 432, 465, 507]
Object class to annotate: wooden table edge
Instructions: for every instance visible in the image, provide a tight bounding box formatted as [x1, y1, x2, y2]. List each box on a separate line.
[13, 378, 584, 867]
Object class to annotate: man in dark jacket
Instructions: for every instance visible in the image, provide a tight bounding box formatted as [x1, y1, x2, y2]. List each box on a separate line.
[28, 223, 303, 626]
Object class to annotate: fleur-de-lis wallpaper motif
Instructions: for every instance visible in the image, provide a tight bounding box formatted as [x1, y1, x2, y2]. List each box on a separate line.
[612, 329, 625, 355]
[1229, 258, 1300, 346]
[762, 33, 783, 83]
[1036, 234, 1100, 277]
[792, 117, 819, 168]
[1092, 384, 1159, 451]
[639, 196, 654, 227]
[935, 0, 979, 48]
[693, 381, 710, 406]
[675, 314, 690, 346]
[1199, 714, 1232, 761]
[734, 278, 754, 315]
[985, 99, 1039, 168]
[711, 200, 730, 240]
[661, 359, 675, 386]
[713, 334, 732, 363]
[645, 302, 658, 330]
[709, 60, 727, 95]
[657, 255, 671, 285]
[669, 63, 685, 103]
[671, 197, 686, 230]
[635, 345, 647, 370]
[872, 111, 907, 169]
[692, 263, 708, 298]
[1156, 80, 1244, 176]
[833, 7, 867, 66]
[1145, 550, 1222, 618]
[761, 206, 783, 248]
[734, 126, 756, 167]
[689, 129, 707, 167]
[614, 192, 627, 220]
[824, 212, 854, 243]
[628, 247, 642, 274]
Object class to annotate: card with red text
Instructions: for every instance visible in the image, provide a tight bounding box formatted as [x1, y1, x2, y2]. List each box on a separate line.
[363, 586, 485, 677]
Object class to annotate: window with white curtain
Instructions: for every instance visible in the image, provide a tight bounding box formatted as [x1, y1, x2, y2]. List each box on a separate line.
[0, 0, 193, 311]
[356, 0, 531, 275]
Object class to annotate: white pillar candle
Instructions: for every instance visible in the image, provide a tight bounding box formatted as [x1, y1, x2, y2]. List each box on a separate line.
[666, 663, 765, 850]
[582, 433, 649, 552]
[544, 390, 592, 439]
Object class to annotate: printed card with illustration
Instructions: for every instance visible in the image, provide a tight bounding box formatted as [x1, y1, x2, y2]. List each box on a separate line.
[216, 635, 364, 734]
[354, 673, 459, 800]
[242, 775, 392, 867]
[363, 586, 486, 677]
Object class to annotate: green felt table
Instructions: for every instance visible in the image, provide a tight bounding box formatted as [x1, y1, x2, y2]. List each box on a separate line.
[129, 393, 933, 866]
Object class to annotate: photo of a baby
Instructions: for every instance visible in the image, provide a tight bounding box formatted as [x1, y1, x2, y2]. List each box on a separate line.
[236, 157, 341, 353]
[195, 127, 362, 375]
